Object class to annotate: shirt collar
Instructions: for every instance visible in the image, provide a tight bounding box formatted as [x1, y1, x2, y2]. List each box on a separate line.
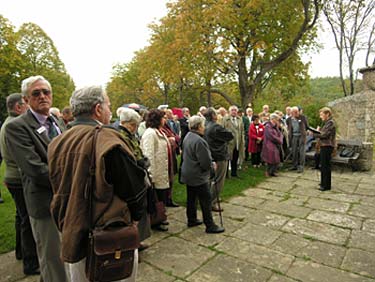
[29, 108, 49, 125]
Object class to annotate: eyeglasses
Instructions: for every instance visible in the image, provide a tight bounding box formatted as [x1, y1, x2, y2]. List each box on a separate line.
[31, 89, 51, 97]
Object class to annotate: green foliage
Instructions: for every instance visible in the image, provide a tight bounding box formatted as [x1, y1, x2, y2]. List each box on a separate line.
[0, 16, 75, 120]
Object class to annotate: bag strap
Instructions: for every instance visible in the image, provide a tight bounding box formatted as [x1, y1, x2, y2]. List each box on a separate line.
[86, 126, 101, 232]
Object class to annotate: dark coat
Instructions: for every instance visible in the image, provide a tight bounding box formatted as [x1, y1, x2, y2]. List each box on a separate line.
[261, 121, 283, 165]
[313, 117, 336, 147]
[5, 109, 64, 218]
[248, 122, 264, 153]
[181, 131, 213, 186]
[204, 121, 233, 161]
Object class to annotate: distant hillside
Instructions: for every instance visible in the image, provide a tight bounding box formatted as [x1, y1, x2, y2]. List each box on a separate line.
[309, 77, 363, 101]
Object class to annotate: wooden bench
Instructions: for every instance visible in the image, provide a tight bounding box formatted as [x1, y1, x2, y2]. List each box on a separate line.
[305, 139, 362, 170]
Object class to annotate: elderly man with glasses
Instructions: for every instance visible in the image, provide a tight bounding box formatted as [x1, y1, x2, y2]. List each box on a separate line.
[5, 75, 68, 282]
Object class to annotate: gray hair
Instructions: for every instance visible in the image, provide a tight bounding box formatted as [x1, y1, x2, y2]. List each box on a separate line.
[49, 107, 61, 116]
[6, 93, 24, 112]
[119, 108, 141, 124]
[21, 75, 51, 95]
[188, 115, 205, 131]
[229, 105, 238, 111]
[182, 107, 190, 114]
[70, 86, 105, 117]
[270, 113, 280, 121]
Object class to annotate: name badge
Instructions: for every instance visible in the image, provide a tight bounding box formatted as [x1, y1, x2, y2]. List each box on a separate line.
[37, 126, 47, 134]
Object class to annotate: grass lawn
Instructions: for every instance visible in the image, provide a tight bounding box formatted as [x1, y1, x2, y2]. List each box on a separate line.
[0, 160, 267, 254]
[172, 162, 267, 206]
[0, 163, 17, 254]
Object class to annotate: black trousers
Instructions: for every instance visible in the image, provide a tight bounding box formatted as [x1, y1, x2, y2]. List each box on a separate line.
[7, 184, 39, 272]
[251, 152, 261, 165]
[231, 148, 239, 176]
[320, 146, 333, 189]
[186, 183, 214, 228]
[245, 136, 249, 161]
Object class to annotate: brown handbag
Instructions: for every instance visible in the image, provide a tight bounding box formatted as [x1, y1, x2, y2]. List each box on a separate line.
[85, 127, 140, 282]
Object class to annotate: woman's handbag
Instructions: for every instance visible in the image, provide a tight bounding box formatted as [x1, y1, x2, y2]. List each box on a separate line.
[147, 181, 167, 226]
[85, 127, 140, 282]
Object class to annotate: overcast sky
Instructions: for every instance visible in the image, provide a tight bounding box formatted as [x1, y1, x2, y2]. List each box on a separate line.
[1, 0, 368, 88]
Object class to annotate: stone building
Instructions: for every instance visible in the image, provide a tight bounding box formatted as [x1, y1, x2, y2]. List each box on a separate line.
[328, 65, 374, 171]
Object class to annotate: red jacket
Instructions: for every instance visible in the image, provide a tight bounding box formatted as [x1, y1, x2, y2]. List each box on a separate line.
[248, 122, 264, 153]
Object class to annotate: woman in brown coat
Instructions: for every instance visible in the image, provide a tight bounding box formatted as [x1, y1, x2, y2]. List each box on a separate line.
[313, 107, 336, 191]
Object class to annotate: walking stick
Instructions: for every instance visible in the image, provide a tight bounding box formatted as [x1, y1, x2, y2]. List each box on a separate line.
[212, 180, 224, 227]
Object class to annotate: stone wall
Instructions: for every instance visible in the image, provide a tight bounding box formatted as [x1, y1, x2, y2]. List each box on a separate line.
[328, 66, 375, 171]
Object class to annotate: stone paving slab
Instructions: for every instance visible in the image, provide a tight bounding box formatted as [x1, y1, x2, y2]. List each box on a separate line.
[297, 241, 346, 268]
[307, 210, 363, 229]
[244, 210, 290, 230]
[290, 185, 322, 197]
[287, 259, 375, 282]
[272, 233, 310, 256]
[342, 248, 375, 278]
[306, 197, 351, 213]
[268, 274, 299, 282]
[349, 203, 375, 218]
[260, 200, 312, 218]
[228, 195, 266, 209]
[186, 254, 273, 282]
[137, 262, 175, 282]
[317, 192, 362, 204]
[348, 230, 375, 252]
[231, 222, 282, 246]
[141, 236, 215, 278]
[258, 181, 294, 192]
[362, 219, 375, 233]
[216, 237, 295, 274]
[242, 187, 283, 201]
[360, 196, 375, 207]
[282, 218, 351, 245]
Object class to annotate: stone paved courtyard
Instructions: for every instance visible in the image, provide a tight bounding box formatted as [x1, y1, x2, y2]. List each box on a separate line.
[1, 167, 374, 282]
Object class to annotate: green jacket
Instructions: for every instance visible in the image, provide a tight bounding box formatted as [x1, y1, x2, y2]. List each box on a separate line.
[0, 114, 22, 185]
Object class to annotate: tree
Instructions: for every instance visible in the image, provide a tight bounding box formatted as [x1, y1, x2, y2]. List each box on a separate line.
[0, 15, 25, 121]
[16, 22, 74, 108]
[155, 0, 320, 109]
[323, 0, 375, 96]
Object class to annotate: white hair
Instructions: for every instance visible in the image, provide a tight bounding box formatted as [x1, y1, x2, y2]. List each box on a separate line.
[49, 107, 61, 116]
[229, 105, 238, 111]
[119, 108, 141, 124]
[116, 107, 127, 118]
[188, 115, 205, 131]
[21, 75, 52, 95]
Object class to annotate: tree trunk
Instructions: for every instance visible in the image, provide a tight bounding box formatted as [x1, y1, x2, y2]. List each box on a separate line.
[238, 56, 252, 109]
[178, 78, 184, 107]
[163, 83, 169, 104]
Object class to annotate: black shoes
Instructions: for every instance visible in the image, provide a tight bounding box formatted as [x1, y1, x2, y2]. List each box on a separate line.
[319, 186, 331, 191]
[166, 202, 180, 208]
[24, 268, 40, 275]
[206, 225, 225, 234]
[212, 206, 224, 212]
[187, 219, 203, 227]
[152, 225, 168, 232]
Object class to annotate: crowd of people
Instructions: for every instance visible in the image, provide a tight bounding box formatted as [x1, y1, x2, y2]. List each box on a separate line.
[0, 75, 336, 282]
